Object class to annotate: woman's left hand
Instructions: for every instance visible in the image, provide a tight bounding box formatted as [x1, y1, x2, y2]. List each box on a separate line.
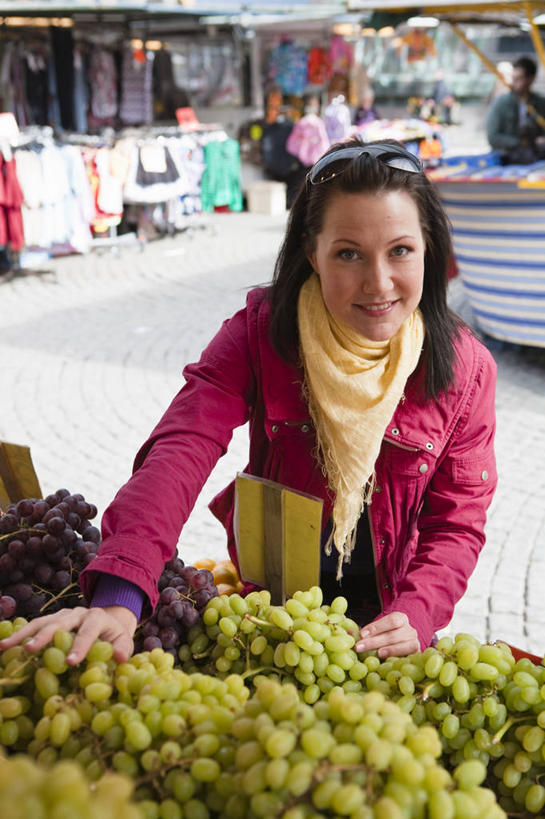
[355, 611, 420, 658]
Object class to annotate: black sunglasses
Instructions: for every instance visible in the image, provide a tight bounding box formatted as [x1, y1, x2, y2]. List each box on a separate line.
[307, 143, 424, 186]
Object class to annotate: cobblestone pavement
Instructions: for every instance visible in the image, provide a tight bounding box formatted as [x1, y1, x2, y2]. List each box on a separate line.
[1, 210, 544, 654]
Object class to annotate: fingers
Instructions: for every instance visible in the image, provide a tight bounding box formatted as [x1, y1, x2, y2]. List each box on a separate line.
[67, 610, 110, 665]
[0, 608, 87, 652]
[375, 638, 420, 659]
[111, 632, 135, 664]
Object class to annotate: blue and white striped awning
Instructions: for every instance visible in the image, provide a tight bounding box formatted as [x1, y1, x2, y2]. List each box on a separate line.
[437, 180, 545, 347]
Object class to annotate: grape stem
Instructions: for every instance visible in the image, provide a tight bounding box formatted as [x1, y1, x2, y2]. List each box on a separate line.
[0, 526, 50, 542]
[491, 715, 530, 745]
[39, 582, 80, 613]
[240, 665, 290, 680]
[243, 613, 272, 628]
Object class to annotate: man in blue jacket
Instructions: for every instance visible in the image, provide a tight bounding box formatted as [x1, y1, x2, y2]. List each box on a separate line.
[486, 56, 545, 163]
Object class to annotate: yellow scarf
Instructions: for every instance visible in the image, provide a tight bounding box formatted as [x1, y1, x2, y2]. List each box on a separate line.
[298, 273, 425, 577]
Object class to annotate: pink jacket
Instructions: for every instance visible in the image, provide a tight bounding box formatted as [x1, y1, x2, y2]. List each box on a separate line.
[81, 288, 497, 649]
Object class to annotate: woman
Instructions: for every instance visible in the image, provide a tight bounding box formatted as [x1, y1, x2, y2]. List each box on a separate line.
[0, 139, 497, 665]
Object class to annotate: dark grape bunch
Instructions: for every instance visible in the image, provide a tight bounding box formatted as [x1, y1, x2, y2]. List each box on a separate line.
[0, 488, 100, 620]
[134, 555, 219, 657]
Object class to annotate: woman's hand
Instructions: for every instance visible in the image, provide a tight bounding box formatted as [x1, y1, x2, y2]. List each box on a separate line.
[355, 611, 420, 658]
[0, 606, 137, 665]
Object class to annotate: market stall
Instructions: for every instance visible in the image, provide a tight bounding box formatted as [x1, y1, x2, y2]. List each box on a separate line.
[349, 0, 545, 348]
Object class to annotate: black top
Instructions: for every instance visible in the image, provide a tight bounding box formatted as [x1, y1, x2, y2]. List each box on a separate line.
[319, 511, 381, 627]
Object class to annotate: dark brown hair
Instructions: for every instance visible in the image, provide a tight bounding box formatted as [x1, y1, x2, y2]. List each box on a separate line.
[268, 137, 462, 399]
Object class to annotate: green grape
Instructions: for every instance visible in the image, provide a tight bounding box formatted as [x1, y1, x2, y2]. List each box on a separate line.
[525, 783, 545, 814]
[190, 757, 221, 782]
[42, 647, 68, 676]
[523, 726, 545, 753]
[470, 662, 499, 682]
[452, 675, 470, 703]
[424, 652, 444, 678]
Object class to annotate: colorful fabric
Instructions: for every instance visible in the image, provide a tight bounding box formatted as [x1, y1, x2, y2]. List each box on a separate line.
[286, 114, 330, 166]
[268, 41, 308, 96]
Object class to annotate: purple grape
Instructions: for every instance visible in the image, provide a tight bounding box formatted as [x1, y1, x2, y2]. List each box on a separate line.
[61, 528, 78, 547]
[46, 517, 66, 535]
[45, 494, 59, 507]
[13, 583, 33, 602]
[83, 526, 101, 545]
[192, 569, 214, 590]
[142, 621, 160, 638]
[0, 554, 14, 573]
[42, 534, 60, 552]
[143, 636, 162, 651]
[24, 593, 48, 615]
[16, 499, 34, 518]
[169, 578, 189, 594]
[67, 513, 81, 529]
[8, 540, 26, 560]
[0, 595, 16, 619]
[34, 563, 55, 585]
[33, 522, 47, 533]
[87, 504, 98, 519]
[159, 627, 179, 650]
[0, 514, 18, 533]
[83, 553, 95, 565]
[165, 557, 185, 573]
[180, 566, 198, 584]
[76, 501, 91, 519]
[8, 569, 24, 584]
[157, 608, 175, 628]
[160, 587, 179, 605]
[168, 600, 185, 620]
[31, 501, 50, 521]
[180, 600, 200, 628]
[194, 588, 216, 609]
[55, 488, 71, 501]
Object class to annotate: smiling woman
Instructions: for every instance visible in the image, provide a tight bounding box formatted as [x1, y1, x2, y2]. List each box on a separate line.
[0, 138, 498, 666]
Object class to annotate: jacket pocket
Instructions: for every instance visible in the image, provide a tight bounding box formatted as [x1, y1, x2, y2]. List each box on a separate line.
[451, 453, 497, 486]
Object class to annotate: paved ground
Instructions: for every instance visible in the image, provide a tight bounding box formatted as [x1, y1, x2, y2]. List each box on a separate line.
[1, 103, 544, 653]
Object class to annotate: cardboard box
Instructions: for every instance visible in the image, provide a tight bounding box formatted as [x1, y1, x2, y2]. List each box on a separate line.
[246, 181, 287, 215]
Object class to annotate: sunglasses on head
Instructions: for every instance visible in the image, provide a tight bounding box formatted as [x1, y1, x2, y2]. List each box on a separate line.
[307, 143, 424, 186]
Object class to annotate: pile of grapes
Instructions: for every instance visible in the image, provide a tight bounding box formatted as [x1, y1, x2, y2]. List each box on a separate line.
[0, 489, 100, 620]
[134, 556, 219, 657]
[0, 752, 142, 819]
[0, 619, 504, 818]
[0, 490, 220, 660]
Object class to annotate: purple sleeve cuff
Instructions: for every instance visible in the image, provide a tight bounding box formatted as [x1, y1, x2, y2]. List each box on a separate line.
[90, 573, 145, 623]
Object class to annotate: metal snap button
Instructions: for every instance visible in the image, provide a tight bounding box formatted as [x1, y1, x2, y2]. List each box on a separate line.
[391, 428, 400, 436]
[374, 485, 382, 493]
[271, 424, 279, 433]
[379, 538, 385, 544]
[419, 463, 428, 474]
[425, 442, 434, 450]
[301, 424, 309, 433]
[481, 470, 488, 480]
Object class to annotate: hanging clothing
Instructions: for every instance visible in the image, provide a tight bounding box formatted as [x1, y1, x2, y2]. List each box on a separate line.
[119, 48, 154, 126]
[268, 41, 308, 96]
[50, 27, 75, 131]
[324, 97, 352, 142]
[307, 47, 331, 86]
[0, 151, 24, 251]
[286, 113, 330, 167]
[88, 50, 118, 126]
[200, 139, 243, 212]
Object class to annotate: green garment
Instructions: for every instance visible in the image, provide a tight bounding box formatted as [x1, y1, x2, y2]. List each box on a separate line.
[486, 90, 545, 152]
[200, 138, 243, 213]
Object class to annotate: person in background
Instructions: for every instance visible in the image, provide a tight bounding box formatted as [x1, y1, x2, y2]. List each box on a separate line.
[0, 139, 497, 665]
[487, 55, 545, 163]
[354, 86, 380, 127]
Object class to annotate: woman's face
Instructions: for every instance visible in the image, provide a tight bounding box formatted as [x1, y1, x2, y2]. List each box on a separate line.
[307, 190, 425, 342]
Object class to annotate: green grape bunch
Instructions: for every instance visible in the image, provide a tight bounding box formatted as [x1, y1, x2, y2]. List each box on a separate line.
[179, 586, 372, 703]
